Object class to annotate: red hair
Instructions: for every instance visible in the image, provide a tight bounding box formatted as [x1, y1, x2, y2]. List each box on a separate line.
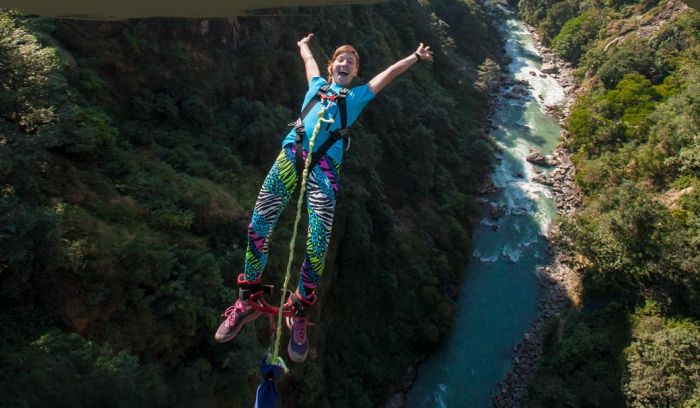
[326, 45, 360, 83]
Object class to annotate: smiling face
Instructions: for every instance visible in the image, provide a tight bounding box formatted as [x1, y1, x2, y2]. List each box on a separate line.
[331, 52, 358, 86]
[326, 46, 360, 87]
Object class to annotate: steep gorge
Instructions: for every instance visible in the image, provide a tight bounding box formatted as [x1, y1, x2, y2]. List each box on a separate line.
[0, 1, 503, 406]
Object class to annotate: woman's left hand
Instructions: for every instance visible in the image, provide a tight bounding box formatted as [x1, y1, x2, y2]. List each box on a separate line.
[415, 43, 434, 62]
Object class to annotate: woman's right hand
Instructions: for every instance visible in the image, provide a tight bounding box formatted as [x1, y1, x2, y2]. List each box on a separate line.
[297, 33, 320, 81]
[297, 33, 314, 47]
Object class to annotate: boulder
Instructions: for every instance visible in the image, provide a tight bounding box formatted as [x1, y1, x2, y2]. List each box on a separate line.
[544, 154, 558, 166]
[532, 174, 552, 185]
[489, 203, 505, 219]
[504, 91, 521, 99]
[541, 63, 558, 74]
[512, 86, 529, 96]
[479, 180, 500, 196]
[526, 147, 547, 165]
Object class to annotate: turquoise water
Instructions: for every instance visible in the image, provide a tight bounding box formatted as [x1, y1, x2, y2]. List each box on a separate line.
[406, 4, 565, 407]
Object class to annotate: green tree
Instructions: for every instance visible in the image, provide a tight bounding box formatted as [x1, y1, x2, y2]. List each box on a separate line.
[624, 317, 700, 408]
[597, 43, 660, 89]
[552, 10, 603, 64]
[540, 1, 578, 42]
[476, 57, 501, 92]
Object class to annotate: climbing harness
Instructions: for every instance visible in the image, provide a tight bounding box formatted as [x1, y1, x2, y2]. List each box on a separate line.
[293, 84, 350, 175]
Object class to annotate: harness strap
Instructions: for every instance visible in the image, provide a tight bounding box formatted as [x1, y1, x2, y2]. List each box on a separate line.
[299, 84, 332, 120]
[286, 290, 316, 316]
[247, 290, 296, 317]
[238, 284, 274, 300]
[337, 87, 348, 130]
[294, 118, 306, 175]
[309, 129, 348, 168]
[294, 85, 350, 175]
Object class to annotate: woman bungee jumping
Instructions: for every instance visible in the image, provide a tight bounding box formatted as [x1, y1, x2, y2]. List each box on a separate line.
[215, 33, 433, 363]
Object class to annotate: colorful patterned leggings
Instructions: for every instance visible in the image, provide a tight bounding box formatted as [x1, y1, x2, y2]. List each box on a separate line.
[243, 144, 341, 301]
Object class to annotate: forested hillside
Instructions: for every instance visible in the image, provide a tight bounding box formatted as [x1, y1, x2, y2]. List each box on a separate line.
[0, 1, 501, 406]
[512, 0, 700, 406]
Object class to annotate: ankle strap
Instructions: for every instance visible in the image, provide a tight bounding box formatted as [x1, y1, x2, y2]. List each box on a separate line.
[237, 274, 273, 300]
[288, 291, 316, 316]
[239, 284, 274, 300]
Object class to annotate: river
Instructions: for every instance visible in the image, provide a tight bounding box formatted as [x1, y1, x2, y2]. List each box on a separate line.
[405, 2, 566, 406]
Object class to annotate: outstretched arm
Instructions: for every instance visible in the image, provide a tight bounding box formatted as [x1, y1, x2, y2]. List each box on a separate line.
[298, 33, 320, 83]
[367, 43, 433, 95]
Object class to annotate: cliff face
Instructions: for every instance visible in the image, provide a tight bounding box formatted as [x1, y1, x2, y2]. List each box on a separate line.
[513, 0, 700, 406]
[0, 2, 502, 406]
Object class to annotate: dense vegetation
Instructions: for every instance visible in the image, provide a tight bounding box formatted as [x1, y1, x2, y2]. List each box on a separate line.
[0, 1, 501, 406]
[513, 0, 700, 406]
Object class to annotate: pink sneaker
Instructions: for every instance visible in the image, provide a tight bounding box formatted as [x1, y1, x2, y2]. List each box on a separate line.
[287, 316, 309, 362]
[214, 299, 262, 343]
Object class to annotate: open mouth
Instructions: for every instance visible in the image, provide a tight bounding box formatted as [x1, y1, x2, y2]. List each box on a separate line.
[337, 69, 348, 78]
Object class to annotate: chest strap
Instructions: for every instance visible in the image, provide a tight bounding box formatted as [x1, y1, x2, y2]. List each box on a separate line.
[294, 85, 349, 175]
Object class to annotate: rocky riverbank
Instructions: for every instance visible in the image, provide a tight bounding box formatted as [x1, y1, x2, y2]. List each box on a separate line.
[492, 23, 584, 408]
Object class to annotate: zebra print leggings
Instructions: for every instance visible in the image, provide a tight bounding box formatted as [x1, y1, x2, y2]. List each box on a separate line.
[243, 144, 341, 301]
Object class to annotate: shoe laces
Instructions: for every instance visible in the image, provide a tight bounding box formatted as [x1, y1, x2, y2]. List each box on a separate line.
[292, 317, 307, 343]
[222, 299, 247, 326]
